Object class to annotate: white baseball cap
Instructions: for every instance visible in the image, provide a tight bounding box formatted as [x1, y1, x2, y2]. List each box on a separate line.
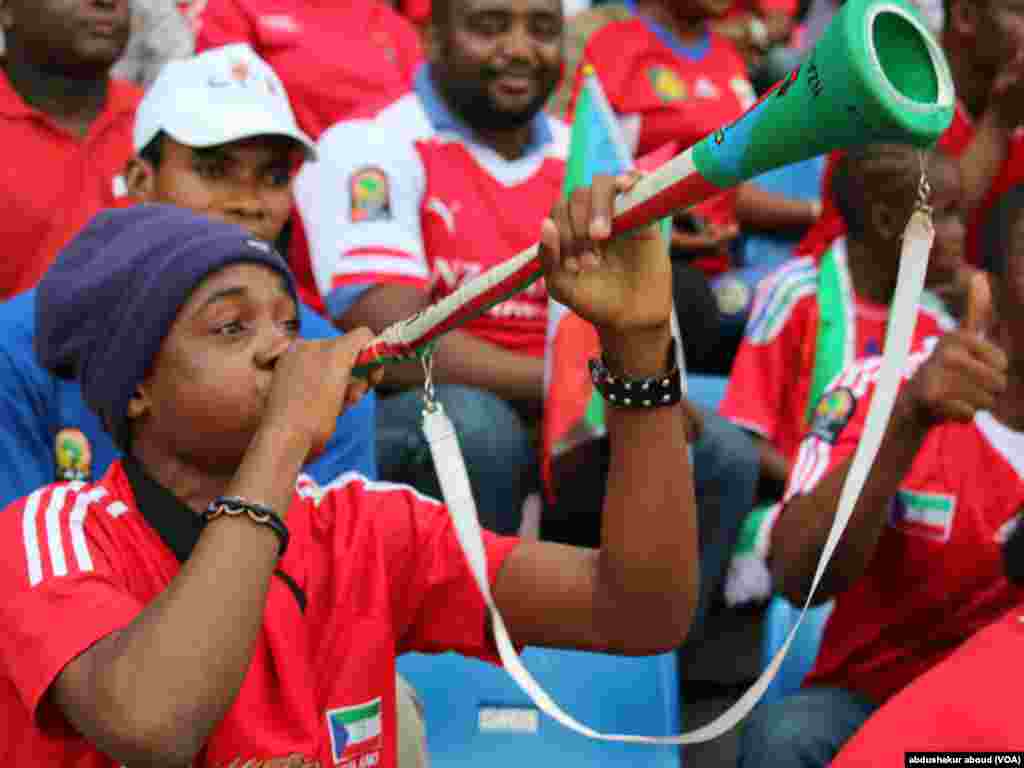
[134, 43, 316, 160]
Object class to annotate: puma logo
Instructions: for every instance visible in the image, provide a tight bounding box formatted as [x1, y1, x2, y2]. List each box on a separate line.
[426, 197, 459, 235]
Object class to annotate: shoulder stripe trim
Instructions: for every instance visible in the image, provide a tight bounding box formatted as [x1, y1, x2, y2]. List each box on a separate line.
[747, 262, 817, 324]
[106, 501, 129, 518]
[747, 278, 817, 343]
[23, 485, 121, 587]
[44, 486, 71, 579]
[754, 257, 817, 289]
[69, 489, 109, 577]
[23, 490, 45, 587]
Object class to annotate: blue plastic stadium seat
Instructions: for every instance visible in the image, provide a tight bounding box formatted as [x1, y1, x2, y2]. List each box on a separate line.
[397, 648, 682, 767]
[686, 373, 729, 412]
[759, 595, 834, 706]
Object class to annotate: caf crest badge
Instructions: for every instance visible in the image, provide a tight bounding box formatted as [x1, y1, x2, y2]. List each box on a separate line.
[55, 428, 92, 483]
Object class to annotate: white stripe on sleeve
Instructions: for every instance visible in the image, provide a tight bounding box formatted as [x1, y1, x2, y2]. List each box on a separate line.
[106, 501, 128, 518]
[69, 488, 109, 575]
[44, 486, 70, 579]
[22, 490, 45, 587]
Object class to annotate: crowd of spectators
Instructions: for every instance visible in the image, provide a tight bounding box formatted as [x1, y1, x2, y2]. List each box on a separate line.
[1, 0, 1023, 764]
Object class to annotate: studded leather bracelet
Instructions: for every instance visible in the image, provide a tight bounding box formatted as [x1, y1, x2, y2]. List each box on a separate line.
[588, 339, 683, 409]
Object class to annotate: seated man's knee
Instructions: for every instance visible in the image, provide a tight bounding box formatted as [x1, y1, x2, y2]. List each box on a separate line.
[436, 385, 533, 466]
[695, 407, 758, 470]
[375, 385, 532, 468]
[692, 409, 757, 512]
[434, 385, 536, 535]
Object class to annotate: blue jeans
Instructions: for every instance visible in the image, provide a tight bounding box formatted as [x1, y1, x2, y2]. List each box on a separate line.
[739, 687, 880, 768]
[685, 408, 758, 642]
[376, 385, 535, 536]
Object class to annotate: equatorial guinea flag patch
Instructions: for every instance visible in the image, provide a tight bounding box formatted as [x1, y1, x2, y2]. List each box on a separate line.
[327, 697, 383, 767]
[889, 489, 956, 543]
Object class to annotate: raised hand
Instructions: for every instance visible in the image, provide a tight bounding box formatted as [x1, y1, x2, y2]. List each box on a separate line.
[539, 173, 673, 377]
[901, 273, 1006, 427]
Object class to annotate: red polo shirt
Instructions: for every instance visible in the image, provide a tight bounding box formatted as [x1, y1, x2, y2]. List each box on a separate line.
[195, 0, 425, 140]
[0, 71, 140, 300]
[0, 463, 519, 765]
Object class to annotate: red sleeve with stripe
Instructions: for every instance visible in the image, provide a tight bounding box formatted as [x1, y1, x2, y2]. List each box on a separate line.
[0, 484, 143, 721]
[720, 332, 796, 445]
[720, 268, 818, 460]
[720, 291, 814, 451]
[781, 366, 876, 503]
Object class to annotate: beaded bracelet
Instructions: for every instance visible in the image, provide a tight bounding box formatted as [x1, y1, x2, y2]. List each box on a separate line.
[588, 340, 683, 409]
[204, 496, 290, 557]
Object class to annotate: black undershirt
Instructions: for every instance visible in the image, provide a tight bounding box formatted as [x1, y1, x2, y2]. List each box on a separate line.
[121, 456, 306, 612]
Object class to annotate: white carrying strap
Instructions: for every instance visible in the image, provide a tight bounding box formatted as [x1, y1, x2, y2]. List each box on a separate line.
[422, 209, 934, 743]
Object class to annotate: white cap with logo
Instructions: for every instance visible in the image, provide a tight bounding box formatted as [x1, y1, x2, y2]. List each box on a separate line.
[134, 43, 316, 159]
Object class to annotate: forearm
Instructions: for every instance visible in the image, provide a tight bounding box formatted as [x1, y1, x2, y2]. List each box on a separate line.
[593, 331, 698, 652]
[772, 395, 930, 604]
[736, 183, 819, 233]
[80, 426, 311, 763]
[960, 108, 1014, 211]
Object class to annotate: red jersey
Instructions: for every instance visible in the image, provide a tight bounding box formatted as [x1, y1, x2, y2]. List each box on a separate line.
[780, 345, 1024, 704]
[0, 462, 519, 766]
[556, 4, 756, 271]
[830, 607, 1024, 762]
[569, 8, 756, 158]
[194, 0, 424, 140]
[294, 70, 566, 358]
[798, 104, 1024, 266]
[0, 73, 140, 300]
[720, 242, 954, 462]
